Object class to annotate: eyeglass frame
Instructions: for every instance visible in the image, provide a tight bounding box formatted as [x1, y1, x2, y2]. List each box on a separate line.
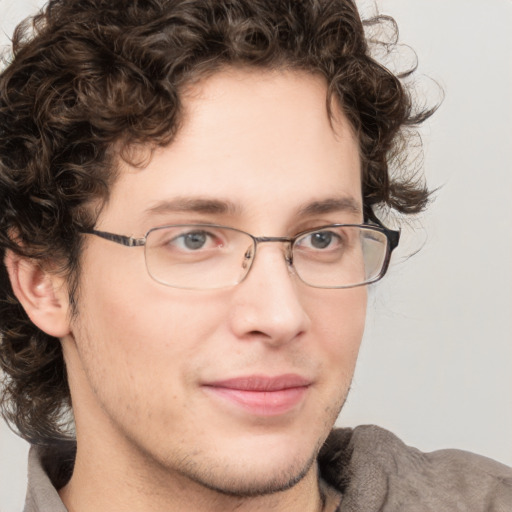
[80, 218, 400, 290]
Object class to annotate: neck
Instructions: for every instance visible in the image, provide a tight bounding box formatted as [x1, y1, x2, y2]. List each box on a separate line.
[319, 479, 343, 512]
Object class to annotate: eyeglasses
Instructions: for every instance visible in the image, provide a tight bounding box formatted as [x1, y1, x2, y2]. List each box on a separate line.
[82, 223, 400, 290]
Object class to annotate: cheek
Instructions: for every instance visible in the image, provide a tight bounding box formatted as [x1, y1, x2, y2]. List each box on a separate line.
[78, 269, 237, 393]
[307, 287, 367, 369]
[70, 277, 231, 433]
[78, 241, 223, 343]
[79, 283, 226, 365]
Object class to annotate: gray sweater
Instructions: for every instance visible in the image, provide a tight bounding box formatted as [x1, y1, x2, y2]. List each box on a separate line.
[23, 425, 512, 511]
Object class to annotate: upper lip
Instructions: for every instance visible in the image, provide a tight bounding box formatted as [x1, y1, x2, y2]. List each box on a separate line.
[203, 374, 312, 392]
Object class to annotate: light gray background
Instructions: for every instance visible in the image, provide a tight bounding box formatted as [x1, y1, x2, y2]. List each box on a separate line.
[1, 0, 511, 510]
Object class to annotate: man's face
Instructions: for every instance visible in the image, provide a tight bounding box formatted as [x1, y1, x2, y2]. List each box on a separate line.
[63, 69, 366, 496]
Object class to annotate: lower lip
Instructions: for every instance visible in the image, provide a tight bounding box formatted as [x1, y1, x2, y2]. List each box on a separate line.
[203, 386, 309, 417]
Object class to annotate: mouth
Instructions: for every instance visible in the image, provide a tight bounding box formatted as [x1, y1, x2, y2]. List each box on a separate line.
[201, 374, 312, 417]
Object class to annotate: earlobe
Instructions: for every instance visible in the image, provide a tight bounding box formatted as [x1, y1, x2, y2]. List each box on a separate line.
[4, 250, 71, 338]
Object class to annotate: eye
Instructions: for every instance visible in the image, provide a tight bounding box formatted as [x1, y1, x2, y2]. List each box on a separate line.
[297, 229, 342, 251]
[180, 231, 207, 250]
[310, 231, 336, 249]
[170, 229, 223, 251]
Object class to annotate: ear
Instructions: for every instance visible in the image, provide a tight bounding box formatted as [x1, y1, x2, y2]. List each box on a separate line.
[4, 250, 71, 338]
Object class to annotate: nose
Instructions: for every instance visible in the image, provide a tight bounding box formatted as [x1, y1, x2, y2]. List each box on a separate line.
[229, 243, 311, 346]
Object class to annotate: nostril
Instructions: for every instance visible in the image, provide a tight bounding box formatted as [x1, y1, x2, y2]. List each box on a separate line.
[248, 330, 267, 337]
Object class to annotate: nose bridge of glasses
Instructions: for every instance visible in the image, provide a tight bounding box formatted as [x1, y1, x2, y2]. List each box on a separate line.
[252, 236, 294, 264]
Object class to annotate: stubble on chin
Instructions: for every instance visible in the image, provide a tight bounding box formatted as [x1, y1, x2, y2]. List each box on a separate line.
[167, 389, 350, 501]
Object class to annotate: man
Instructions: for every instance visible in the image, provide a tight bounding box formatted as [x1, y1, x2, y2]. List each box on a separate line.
[0, 0, 510, 511]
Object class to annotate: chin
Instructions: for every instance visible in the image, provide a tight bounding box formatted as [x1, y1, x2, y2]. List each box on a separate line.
[184, 448, 319, 498]
[168, 423, 327, 498]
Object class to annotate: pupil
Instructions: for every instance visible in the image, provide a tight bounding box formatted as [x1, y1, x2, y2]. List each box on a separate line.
[311, 232, 332, 249]
[184, 232, 206, 250]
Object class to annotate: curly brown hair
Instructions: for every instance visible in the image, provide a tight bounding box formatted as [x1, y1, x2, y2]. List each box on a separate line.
[0, 0, 435, 444]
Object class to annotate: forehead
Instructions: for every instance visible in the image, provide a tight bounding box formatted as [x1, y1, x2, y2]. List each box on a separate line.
[102, 68, 362, 230]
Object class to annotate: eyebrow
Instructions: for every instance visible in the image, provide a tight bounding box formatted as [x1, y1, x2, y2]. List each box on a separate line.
[144, 197, 242, 217]
[297, 197, 363, 217]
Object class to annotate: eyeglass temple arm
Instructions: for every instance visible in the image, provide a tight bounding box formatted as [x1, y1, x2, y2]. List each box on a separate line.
[81, 229, 146, 247]
[364, 208, 400, 251]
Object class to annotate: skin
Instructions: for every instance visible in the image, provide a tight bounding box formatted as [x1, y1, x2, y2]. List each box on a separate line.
[11, 68, 367, 512]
